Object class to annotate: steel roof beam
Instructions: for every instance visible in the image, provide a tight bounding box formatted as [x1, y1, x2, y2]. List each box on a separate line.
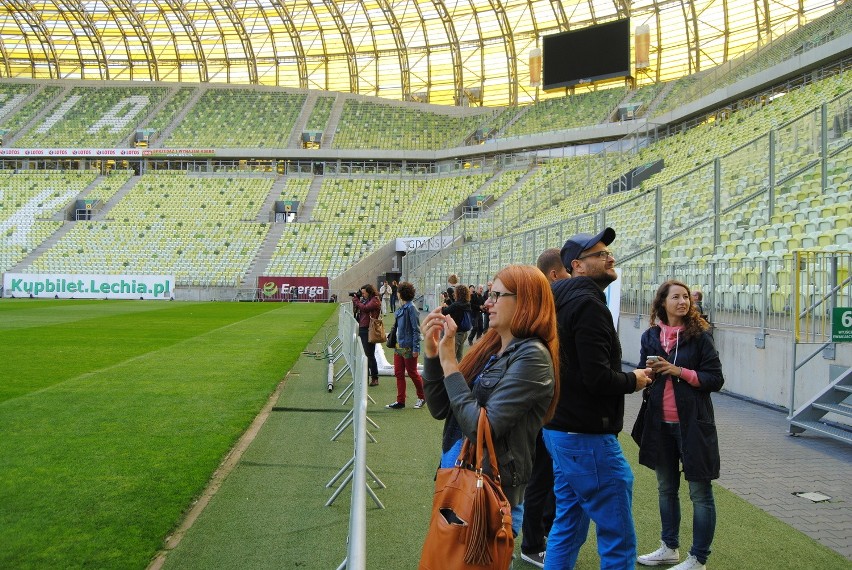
[157, 0, 208, 82]
[111, 0, 159, 81]
[375, 0, 410, 100]
[215, 0, 258, 84]
[1, 0, 60, 78]
[51, 0, 110, 80]
[432, 0, 462, 104]
[485, 0, 518, 105]
[321, 0, 358, 93]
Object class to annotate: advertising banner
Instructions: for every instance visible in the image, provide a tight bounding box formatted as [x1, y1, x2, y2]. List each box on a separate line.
[257, 276, 329, 302]
[0, 148, 214, 158]
[3, 273, 174, 300]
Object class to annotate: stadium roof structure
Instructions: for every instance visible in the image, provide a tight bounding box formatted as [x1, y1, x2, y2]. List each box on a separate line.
[0, 0, 841, 107]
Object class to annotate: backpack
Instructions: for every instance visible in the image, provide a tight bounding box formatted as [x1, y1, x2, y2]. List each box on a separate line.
[458, 311, 473, 332]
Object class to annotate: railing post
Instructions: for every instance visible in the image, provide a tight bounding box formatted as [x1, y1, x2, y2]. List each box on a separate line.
[768, 129, 776, 220]
[713, 157, 721, 249]
[820, 103, 828, 194]
[654, 184, 662, 280]
[756, 258, 768, 349]
[788, 251, 800, 420]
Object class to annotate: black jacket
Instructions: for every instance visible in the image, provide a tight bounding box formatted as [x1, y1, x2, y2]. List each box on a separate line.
[441, 300, 471, 328]
[469, 291, 483, 315]
[423, 337, 555, 503]
[545, 276, 636, 434]
[638, 326, 724, 481]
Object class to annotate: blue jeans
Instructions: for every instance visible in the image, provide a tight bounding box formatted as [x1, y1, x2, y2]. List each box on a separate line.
[542, 429, 636, 570]
[656, 422, 716, 565]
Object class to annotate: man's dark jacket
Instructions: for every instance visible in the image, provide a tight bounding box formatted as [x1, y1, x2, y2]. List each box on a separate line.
[545, 276, 636, 434]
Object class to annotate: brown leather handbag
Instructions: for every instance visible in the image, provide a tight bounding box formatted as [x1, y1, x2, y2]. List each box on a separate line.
[419, 408, 514, 570]
[367, 315, 385, 343]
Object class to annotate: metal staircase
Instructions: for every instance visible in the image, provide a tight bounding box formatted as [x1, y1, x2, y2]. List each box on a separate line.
[786, 250, 852, 446]
[789, 367, 852, 445]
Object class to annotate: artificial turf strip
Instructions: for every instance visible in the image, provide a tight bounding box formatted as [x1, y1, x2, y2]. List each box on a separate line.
[0, 300, 335, 570]
[161, 316, 852, 570]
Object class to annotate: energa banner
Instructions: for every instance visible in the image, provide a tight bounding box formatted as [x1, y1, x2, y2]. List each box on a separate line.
[256, 276, 329, 302]
[3, 273, 174, 300]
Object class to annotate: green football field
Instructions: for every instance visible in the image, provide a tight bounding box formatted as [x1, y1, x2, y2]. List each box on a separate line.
[0, 299, 335, 569]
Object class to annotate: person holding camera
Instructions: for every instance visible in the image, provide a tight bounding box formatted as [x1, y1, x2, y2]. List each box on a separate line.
[351, 284, 382, 386]
[636, 279, 724, 570]
[421, 264, 560, 537]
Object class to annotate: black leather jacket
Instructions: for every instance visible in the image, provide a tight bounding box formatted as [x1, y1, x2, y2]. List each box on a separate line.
[423, 337, 555, 503]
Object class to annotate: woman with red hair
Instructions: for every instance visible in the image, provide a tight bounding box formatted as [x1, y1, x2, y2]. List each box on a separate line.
[421, 264, 560, 538]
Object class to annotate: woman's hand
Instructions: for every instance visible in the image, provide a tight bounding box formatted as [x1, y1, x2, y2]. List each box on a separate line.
[437, 314, 459, 375]
[420, 307, 447, 358]
[646, 356, 681, 379]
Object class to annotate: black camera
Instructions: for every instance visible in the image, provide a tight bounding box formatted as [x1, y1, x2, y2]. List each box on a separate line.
[349, 291, 360, 297]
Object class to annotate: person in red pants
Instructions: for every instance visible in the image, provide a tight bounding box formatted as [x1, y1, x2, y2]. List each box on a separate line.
[385, 281, 426, 410]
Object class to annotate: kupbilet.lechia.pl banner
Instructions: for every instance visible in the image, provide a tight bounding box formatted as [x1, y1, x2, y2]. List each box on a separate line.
[3, 273, 174, 300]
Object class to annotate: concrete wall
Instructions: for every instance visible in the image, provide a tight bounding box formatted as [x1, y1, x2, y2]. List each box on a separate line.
[329, 240, 399, 300]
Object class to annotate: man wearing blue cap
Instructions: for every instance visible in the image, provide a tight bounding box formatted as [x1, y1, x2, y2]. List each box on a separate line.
[541, 227, 652, 570]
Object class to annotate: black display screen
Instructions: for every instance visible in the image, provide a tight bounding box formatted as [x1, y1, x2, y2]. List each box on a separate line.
[543, 19, 631, 90]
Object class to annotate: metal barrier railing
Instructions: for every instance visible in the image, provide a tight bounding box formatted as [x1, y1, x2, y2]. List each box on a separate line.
[326, 304, 385, 570]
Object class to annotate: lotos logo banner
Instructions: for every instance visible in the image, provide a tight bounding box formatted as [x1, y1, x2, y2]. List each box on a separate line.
[257, 276, 329, 302]
[3, 273, 174, 300]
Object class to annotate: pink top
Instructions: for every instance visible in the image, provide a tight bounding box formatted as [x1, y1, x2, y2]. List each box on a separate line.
[658, 322, 700, 422]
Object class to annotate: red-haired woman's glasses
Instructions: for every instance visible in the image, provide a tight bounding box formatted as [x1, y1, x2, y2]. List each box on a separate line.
[487, 291, 517, 302]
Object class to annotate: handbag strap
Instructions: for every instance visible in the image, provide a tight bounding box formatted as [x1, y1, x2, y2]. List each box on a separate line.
[457, 408, 501, 482]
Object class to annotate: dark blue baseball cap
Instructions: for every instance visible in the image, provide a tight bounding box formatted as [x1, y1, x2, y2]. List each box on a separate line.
[561, 227, 616, 273]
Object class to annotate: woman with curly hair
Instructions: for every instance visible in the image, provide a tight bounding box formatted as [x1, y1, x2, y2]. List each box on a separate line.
[385, 281, 426, 410]
[636, 280, 724, 570]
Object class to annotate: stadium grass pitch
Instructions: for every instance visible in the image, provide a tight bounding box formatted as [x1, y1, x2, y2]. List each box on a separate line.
[0, 299, 334, 569]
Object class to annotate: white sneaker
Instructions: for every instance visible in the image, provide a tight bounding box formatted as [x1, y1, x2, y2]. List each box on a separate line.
[637, 541, 680, 566]
[670, 555, 705, 570]
[413, 398, 425, 409]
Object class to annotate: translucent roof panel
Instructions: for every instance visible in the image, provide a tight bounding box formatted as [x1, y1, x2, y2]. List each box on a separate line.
[0, 0, 843, 106]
